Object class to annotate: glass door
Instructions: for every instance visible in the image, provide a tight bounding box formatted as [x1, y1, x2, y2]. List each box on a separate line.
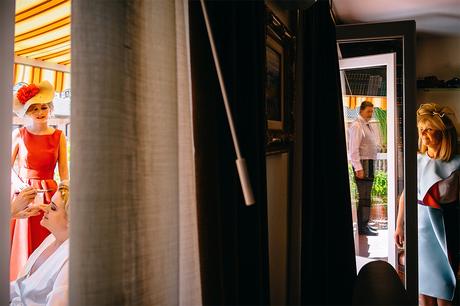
[336, 20, 417, 302]
[339, 53, 397, 271]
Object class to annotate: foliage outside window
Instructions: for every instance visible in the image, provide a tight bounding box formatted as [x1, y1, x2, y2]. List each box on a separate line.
[348, 165, 388, 207]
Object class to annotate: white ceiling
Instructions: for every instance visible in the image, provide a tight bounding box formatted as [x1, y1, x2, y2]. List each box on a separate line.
[332, 0, 460, 37]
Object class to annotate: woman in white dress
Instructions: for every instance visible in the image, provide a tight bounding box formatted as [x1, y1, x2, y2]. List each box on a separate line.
[10, 181, 69, 306]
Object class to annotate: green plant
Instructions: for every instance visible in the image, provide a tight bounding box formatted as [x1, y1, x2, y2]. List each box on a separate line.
[348, 164, 358, 201]
[348, 165, 388, 206]
[374, 108, 387, 152]
[371, 170, 388, 205]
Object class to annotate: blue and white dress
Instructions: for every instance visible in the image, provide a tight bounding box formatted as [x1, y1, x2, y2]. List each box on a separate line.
[418, 153, 460, 300]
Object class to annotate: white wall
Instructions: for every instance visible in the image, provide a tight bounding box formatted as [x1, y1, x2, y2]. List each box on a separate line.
[416, 35, 460, 80]
[266, 152, 289, 305]
[416, 35, 460, 122]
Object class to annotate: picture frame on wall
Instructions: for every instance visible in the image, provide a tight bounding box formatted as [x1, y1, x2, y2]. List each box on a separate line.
[265, 7, 295, 151]
[266, 34, 284, 130]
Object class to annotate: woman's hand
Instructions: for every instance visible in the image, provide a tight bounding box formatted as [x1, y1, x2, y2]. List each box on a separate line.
[394, 225, 405, 248]
[395, 192, 405, 249]
[14, 206, 42, 219]
[11, 187, 38, 219]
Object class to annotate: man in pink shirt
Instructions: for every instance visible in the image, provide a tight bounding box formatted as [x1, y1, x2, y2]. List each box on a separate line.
[348, 101, 379, 236]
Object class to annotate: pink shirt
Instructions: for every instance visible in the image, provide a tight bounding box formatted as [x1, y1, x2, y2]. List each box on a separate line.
[348, 115, 378, 171]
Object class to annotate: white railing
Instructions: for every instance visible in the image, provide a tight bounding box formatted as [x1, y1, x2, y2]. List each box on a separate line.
[376, 152, 387, 172]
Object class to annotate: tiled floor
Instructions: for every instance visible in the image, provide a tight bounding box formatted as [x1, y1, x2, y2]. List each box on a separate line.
[351, 203, 390, 271]
[353, 225, 389, 272]
[355, 228, 388, 259]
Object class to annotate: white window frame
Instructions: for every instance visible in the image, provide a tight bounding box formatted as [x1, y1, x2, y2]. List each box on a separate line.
[339, 53, 397, 270]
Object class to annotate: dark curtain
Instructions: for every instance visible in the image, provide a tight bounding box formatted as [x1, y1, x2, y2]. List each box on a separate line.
[299, 1, 357, 304]
[189, 1, 269, 305]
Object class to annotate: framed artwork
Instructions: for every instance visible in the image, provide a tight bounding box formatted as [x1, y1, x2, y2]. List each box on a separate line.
[265, 7, 295, 151]
[266, 35, 284, 130]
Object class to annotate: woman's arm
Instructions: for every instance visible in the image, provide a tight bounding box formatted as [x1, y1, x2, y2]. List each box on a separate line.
[394, 192, 405, 248]
[58, 132, 69, 181]
[11, 128, 19, 166]
[11, 129, 27, 191]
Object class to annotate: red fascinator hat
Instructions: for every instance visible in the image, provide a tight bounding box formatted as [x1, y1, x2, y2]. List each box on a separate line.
[13, 80, 54, 117]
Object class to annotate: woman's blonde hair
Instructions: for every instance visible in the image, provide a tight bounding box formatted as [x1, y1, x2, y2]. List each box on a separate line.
[417, 103, 457, 161]
[57, 180, 70, 218]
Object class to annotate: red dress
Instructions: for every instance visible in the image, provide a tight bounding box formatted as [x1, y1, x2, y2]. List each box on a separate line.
[10, 127, 61, 280]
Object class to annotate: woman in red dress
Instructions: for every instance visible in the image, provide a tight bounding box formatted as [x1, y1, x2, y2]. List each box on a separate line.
[10, 80, 69, 280]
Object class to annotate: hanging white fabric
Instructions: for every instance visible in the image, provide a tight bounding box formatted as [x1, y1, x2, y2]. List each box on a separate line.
[70, 0, 202, 304]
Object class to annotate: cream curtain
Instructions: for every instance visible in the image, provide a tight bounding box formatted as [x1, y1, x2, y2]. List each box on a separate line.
[0, 1, 15, 303]
[70, 0, 201, 305]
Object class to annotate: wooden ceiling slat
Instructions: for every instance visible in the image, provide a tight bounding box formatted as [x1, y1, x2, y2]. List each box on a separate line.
[20, 44, 70, 59]
[16, 0, 69, 23]
[15, 0, 72, 67]
[15, 2, 70, 36]
[15, 26, 70, 51]
[15, 17, 70, 42]
[37, 48, 69, 61]
[15, 0, 49, 15]
[16, 36, 70, 55]
[44, 53, 70, 63]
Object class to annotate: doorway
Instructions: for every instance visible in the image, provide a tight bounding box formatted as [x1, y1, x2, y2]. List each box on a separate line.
[336, 20, 417, 302]
[340, 53, 396, 271]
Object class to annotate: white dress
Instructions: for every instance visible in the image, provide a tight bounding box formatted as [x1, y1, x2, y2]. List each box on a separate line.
[10, 235, 69, 306]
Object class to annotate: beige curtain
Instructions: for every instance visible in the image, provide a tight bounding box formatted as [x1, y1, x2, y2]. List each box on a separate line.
[0, 1, 15, 303]
[70, 0, 201, 305]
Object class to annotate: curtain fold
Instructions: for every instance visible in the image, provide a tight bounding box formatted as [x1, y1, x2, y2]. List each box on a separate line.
[299, 1, 357, 304]
[0, 1, 15, 304]
[190, 1, 269, 305]
[70, 0, 201, 305]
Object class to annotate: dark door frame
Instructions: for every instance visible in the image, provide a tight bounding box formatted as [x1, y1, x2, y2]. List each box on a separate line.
[336, 20, 417, 304]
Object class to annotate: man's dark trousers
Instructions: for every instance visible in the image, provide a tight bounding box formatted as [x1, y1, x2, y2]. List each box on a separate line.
[355, 159, 375, 232]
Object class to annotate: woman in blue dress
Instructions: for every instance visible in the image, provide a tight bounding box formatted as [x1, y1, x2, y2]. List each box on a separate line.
[395, 103, 460, 306]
